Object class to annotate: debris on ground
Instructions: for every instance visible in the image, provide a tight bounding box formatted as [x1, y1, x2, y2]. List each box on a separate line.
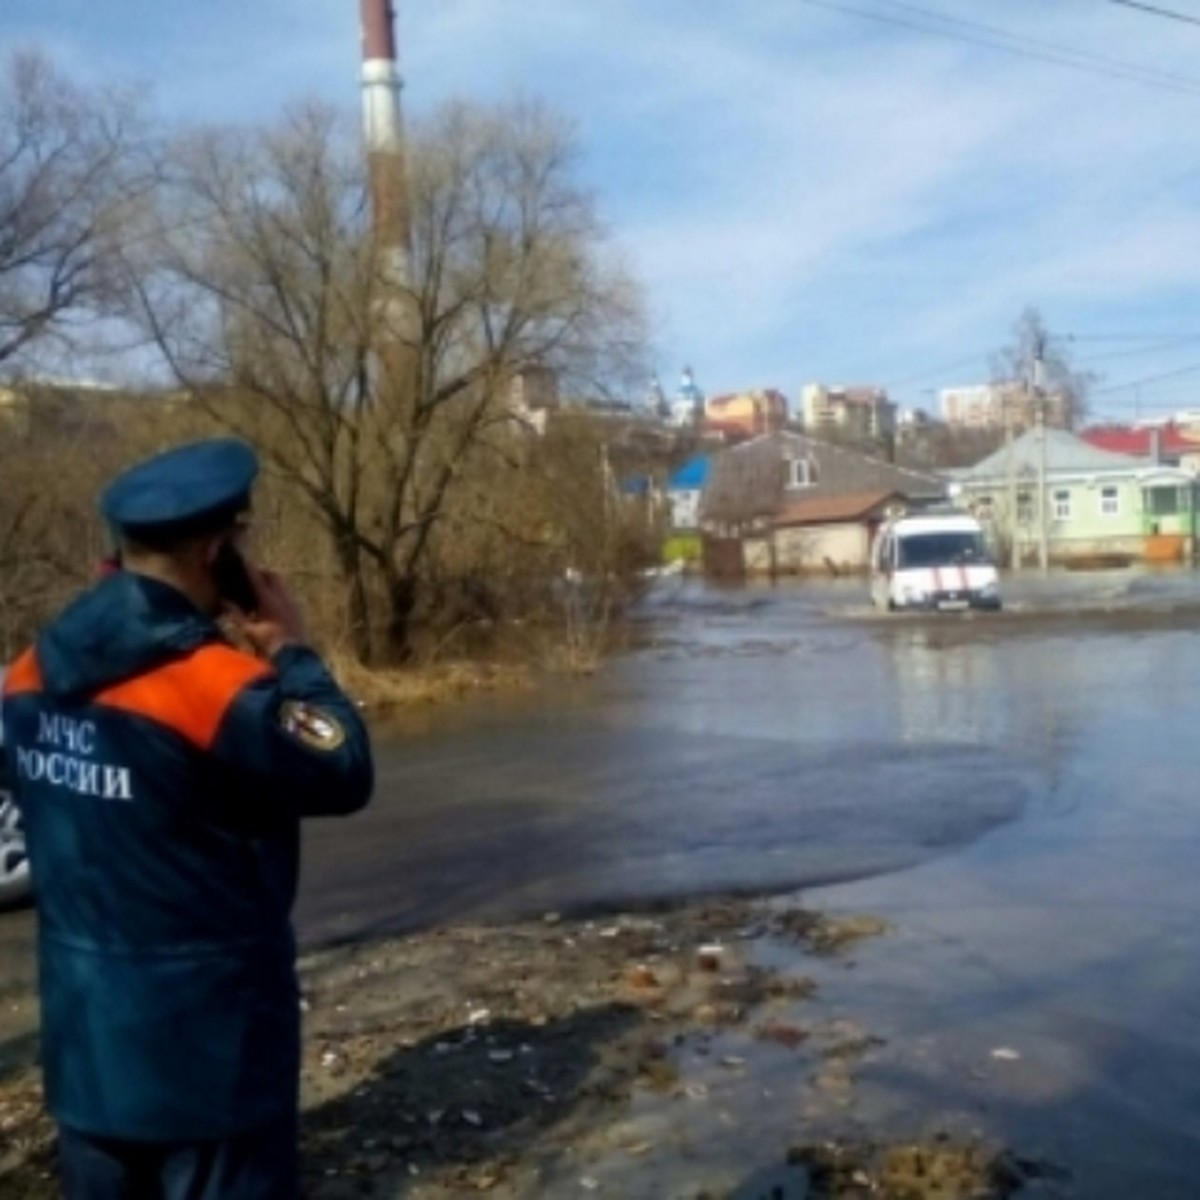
[786, 1138, 1071, 1199]
[0, 895, 1046, 1200]
[769, 910, 891, 955]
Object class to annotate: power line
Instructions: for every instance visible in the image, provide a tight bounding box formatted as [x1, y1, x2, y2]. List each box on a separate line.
[1091, 361, 1200, 394]
[875, 0, 1200, 87]
[882, 338, 1200, 393]
[800, 0, 1200, 96]
[1075, 336, 1200, 364]
[819, 0, 1200, 93]
[1108, 0, 1200, 29]
[1066, 332, 1200, 341]
[887, 351, 989, 388]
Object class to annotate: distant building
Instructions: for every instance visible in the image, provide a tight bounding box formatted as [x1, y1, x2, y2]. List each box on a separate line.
[703, 388, 787, 441]
[940, 383, 1015, 428]
[668, 366, 705, 427]
[699, 430, 944, 577]
[1136, 409, 1200, 430]
[0, 385, 28, 435]
[0, 378, 139, 442]
[1082, 423, 1200, 473]
[665, 455, 711, 531]
[646, 375, 670, 420]
[949, 427, 1198, 565]
[507, 365, 559, 434]
[509, 364, 559, 411]
[801, 384, 895, 440]
[940, 381, 1069, 431]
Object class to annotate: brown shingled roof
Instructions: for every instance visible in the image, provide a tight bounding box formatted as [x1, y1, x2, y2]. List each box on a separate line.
[773, 489, 900, 528]
[700, 431, 943, 527]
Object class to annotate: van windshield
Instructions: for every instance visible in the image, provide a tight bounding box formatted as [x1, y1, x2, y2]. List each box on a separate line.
[897, 531, 990, 568]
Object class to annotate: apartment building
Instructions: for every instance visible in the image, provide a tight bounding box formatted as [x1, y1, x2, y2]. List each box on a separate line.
[939, 382, 1069, 431]
[800, 383, 896, 440]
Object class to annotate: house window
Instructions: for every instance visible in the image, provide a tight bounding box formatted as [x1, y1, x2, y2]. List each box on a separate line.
[1099, 486, 1119, 516]
[1146, 487, 1182, 517]
[786, 457, 816, 489]
[1053, 489, 1071, 520]
[1017, 491, 1034, 523]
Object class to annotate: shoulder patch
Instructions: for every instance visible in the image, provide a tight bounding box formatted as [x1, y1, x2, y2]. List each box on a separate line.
[279, 701, 346, 752]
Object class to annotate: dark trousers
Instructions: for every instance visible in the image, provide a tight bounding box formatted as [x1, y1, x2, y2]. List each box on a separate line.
[57, 1118, 298, 1200]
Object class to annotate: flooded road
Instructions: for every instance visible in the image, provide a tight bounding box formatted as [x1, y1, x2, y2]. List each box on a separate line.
[7, 566, 1200, 1194]
[298, 567, 1199, 944]
[293, 566, 1200, 1196]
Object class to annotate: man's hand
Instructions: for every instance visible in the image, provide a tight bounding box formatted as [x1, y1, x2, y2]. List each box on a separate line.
[226, 566, 309, 658]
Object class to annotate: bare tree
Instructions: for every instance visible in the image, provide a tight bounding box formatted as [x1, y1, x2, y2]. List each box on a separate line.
[991, 307, 1095, 429]
[125, 99, 646, 663]
[0, 395, 189, 659]
[0, 52, 149, 372]
[404, 411, 660, 668]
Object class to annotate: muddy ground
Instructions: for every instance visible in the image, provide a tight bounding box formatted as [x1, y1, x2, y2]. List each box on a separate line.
[0, 898, 1056, 1200]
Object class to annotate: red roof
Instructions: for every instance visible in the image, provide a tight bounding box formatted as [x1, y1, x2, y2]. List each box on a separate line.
[1081, 423, 1200, 458]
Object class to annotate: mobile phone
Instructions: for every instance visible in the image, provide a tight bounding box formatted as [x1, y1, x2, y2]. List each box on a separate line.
[212, 541, 260, 613]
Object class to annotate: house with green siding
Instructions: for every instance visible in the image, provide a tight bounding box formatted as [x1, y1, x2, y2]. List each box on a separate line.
[947, 427, 1198, 565]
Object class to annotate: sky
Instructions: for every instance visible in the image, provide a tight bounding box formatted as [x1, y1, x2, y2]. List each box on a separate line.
[4, 0, 1200, 423]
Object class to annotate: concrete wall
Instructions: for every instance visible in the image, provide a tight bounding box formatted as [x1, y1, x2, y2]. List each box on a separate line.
[777, 523, 868, 571]
[742, 523, 870, 575]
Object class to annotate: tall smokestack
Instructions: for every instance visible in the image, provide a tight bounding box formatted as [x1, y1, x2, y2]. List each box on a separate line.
[360, 0, 410, 285]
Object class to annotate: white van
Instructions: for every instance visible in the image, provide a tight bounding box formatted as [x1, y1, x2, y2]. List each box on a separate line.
[0, 788, 28, 908]
[0, 670, 30, 908]
[870, 510, 1001, 612]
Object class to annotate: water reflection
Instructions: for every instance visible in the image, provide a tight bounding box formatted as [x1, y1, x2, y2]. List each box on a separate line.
[303, 584, 1061, 942]
[304, 577, 1200, 1197]
[878, 622, 1072, 756]
[300, 576, 1200, 946]
[882, 626, 1003, 747]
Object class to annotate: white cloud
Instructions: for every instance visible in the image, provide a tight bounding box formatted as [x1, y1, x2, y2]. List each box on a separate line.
[3, 0, 1198, 412]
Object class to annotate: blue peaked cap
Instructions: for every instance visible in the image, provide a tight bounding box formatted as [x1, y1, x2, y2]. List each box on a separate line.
[100, 438, 259, 541]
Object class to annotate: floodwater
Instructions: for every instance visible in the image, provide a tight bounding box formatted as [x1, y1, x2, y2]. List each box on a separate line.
[296, 565, 1200, 1196]
[7, 566, 1200, 1193]
[298, 565, 1200, 945]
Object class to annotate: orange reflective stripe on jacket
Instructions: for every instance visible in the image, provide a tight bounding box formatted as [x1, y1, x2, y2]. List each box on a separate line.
[4, 648, 42, 696]
[4, 644, 270, 751]
[94, 645, 272, 750]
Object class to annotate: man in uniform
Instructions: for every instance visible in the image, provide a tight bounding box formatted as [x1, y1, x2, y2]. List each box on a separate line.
[1, 438, 374, 1198]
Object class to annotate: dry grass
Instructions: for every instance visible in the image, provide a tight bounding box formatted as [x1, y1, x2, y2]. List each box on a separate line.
[326, 652, 532, 712]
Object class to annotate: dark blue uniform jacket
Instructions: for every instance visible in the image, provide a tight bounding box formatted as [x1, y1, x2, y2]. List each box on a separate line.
[0, 572, 373, 1140]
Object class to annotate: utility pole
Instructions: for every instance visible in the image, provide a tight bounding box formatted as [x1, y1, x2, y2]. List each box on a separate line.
[1005, 393, 1019, 571]
[1033, 333, 1049, 572]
